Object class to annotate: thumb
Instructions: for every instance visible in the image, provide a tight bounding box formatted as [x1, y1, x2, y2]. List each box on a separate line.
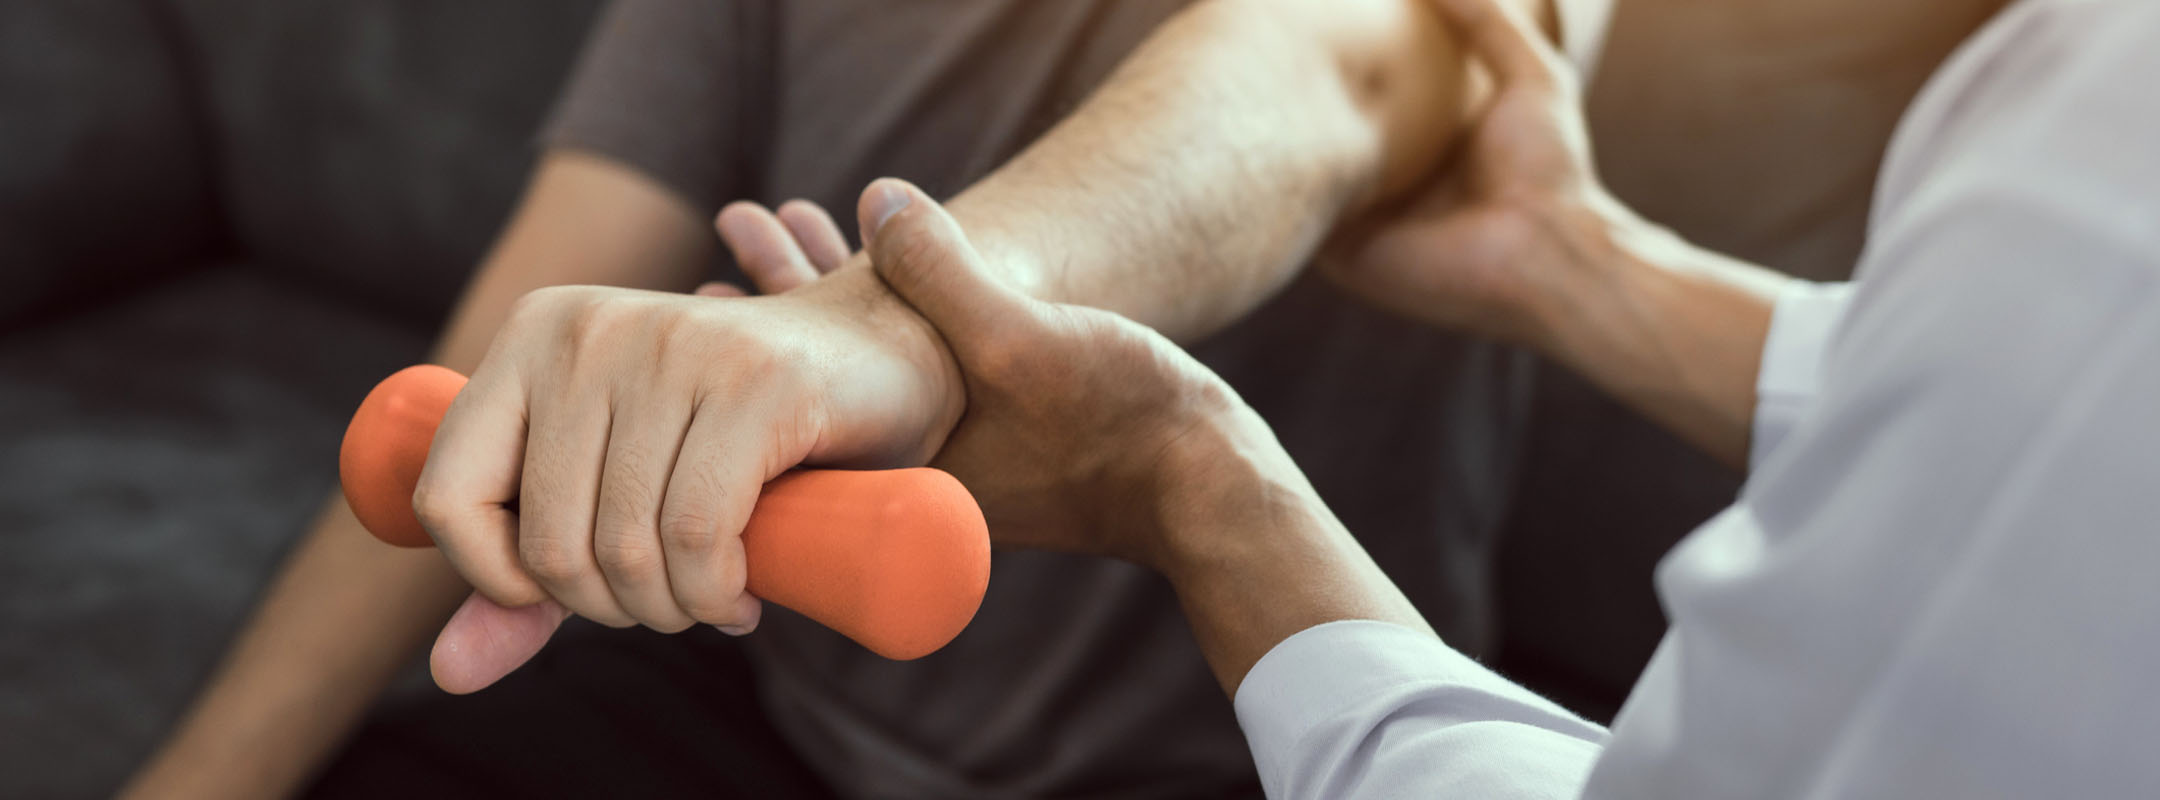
[429, 591, 568, 694]
[858, 178, 1035, 351]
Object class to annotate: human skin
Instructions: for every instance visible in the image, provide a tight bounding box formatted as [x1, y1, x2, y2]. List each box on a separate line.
[122, 0, 1549, 795]
[768, 0, 1807, 700]
[852, 178, 1432, 692]
[415, 0, 1526, 651]
[1325, 0, 1793, 468]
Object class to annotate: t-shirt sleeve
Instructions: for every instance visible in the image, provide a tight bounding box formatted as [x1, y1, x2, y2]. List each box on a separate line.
[539, 0, 775, 218]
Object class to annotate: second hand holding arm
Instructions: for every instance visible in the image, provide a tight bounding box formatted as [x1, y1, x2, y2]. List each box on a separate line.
[1325, 0, 1796, 469]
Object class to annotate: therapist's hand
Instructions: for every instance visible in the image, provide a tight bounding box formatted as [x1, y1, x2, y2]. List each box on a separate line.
[861, 181, 1437, 696]
[858, 178, 1288, 567]
[1325, 0, 1634, 349]
[411, 222, 962, 636]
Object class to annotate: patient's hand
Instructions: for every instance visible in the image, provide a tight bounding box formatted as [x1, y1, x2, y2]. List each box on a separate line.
[411, 201, 964, 643]
[857, 179, 1277, 566]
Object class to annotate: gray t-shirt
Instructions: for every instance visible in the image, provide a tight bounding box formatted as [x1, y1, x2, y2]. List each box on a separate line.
[542, 1, 1529, 796]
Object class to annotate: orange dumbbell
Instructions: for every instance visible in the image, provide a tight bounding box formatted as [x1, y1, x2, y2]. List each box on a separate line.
[339, 365, 990, 664]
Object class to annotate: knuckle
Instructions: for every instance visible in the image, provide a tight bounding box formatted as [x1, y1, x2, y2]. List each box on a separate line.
[593, 529, 662, 576]
[507, 285, 582, 330]
[648, 313, 687, 365]
[408, 479, 453, 534]
[680, 599, 740, 625]
[507, 286, 559, 320]
[519, 538, 586, 585]
[553, 295, 648, 367]
[478, 578, 551, 609]
[558, 300, 607, 354]
[658, 507, 727, 555]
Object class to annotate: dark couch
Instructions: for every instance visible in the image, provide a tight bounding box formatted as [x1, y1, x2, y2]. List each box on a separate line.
[1, 0, 1950, 796]
[0, 2, 602, 795]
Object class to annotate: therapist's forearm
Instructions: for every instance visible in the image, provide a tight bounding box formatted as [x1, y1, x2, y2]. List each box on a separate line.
[1147, 406, 1432, 693]
[1523, 207, 1792, 469]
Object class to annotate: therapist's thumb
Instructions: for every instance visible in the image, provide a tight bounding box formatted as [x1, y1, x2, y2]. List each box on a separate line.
[860, 178, 1037, 356]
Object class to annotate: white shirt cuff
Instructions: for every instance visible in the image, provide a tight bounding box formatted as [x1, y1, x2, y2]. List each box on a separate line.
[1234, 620, 1604, 797]
[1752, 280, 1857, 470]
[1554, 0, 1616, 78]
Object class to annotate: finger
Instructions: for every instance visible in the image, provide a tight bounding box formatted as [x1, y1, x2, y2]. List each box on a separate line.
[591, 386, 700, 632]
[413, 363, 547, 608]
[1430, 0, 1569, 90]
[776, 199, 852, 273]
[517, 382, 637, 627]
[694, 281, 748, 297]
[656, 400, 767, 632]
[430, 592, 569, 695]
[716, 202, 821, 294]
[858, 178, 1037, 356]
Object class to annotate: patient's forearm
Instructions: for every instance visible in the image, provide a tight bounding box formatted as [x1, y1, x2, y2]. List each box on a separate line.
[939, 0, 1486, 340]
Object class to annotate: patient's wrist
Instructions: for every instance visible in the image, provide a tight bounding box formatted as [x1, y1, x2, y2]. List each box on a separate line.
[789, 264, 969, 457]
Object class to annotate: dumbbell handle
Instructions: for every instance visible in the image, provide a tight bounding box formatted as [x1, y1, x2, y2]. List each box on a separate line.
[339, 365, 990, 661]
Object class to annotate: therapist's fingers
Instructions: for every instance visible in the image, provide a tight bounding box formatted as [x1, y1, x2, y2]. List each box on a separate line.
[1430, 0, 1571, 91]
[860, 178, 1042, 358]
[412, 365, 549, 609]
[516, 381, 638, 628]
[776, 199, 852, 273]
[717, 202, 822, 294]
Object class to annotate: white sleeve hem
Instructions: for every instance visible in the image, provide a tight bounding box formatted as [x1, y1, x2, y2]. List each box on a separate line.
[1751, 280, 1857, 471]
[1234, 620, 1607, 797]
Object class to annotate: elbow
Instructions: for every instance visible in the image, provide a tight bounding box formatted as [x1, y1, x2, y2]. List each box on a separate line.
[1208, 0, 1471, 206]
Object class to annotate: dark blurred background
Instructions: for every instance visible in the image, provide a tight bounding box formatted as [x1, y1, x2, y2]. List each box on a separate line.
[0, 0, 1990, 796]
[1, 4, 604, 795]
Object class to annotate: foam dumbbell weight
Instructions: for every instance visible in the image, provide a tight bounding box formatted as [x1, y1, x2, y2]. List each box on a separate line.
[339, 364, 990, 661]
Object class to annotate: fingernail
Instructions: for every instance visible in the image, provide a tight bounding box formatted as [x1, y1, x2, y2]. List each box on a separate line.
[867, 181, 912, 236]
[714, 623, 752, 636]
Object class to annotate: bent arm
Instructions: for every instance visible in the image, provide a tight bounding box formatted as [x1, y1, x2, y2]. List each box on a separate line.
[121, 152, 715, 799]
[1526, 215, 1796, 468]
[1505, 204, 1855, 470]
[1147, 406, 1607, 799]
[825, 0, 1575, 343]
[947, 0, 1477, 339]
